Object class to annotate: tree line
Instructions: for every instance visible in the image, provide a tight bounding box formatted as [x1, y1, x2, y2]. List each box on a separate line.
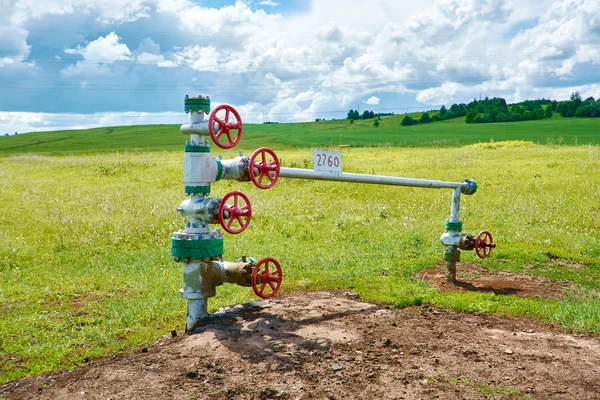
[346, 110, 393, 120]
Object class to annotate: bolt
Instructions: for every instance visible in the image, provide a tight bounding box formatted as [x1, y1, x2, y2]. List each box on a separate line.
[176, 208, 183, 213]
[239, 150, 243, 156]
[241, 254, 247, 262]
[173, 257, 181, 262]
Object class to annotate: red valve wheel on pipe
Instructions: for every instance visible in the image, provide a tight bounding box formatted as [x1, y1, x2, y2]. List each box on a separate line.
[218, 191, 252, 234]
[208, 104, 243, 149]
[475, 231, 496, 259]
[249, 147, 281, 189]
[251, 257, 283, 299]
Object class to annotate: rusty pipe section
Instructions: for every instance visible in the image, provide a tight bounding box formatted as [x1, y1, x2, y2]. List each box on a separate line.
[279, 167, 468, 189]
[181, 259, 255, 331]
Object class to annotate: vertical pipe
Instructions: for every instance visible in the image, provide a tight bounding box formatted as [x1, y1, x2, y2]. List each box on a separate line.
[449, 186, 461, 222]
[446, 187, 462, 283]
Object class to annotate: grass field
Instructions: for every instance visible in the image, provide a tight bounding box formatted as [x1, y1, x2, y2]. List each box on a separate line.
[1, 137, 600, 383]
[0, 114, 599, 155]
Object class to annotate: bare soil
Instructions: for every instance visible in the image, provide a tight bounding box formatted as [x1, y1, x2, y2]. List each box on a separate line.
[2, 289, 600, 400]
[415, 263, 571, 300]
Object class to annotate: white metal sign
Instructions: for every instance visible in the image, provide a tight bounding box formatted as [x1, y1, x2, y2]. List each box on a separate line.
[312, 149, 342, 173]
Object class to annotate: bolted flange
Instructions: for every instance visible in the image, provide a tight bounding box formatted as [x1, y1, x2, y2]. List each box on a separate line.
[445, 220, 463, 232]
[443, 247, 461, 262]
[184, 95, 211, 113]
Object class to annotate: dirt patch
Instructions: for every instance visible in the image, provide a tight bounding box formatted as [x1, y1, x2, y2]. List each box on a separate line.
[415, 263, 570, 300]
[2, 290, 600, 400]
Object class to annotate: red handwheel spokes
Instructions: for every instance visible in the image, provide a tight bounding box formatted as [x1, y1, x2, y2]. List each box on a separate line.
[475, 231, 496, 259]
[249, 147, 281, 189]
[218, 191, 252, 234]
[208, 105, 243, 149]
[251, 257, 283, 299]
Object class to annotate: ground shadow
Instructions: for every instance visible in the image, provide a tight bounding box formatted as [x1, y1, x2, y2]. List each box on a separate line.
[188, 298, 377, 371]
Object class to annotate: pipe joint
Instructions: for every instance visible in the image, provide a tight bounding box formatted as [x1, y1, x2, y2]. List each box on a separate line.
[220, 156, 251, 181]
[460, 178, 478, 195]
[178, 197, 222, 225]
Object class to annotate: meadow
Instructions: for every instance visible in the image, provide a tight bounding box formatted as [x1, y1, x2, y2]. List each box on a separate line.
[1, 114, 599, 155]
[0, 120, 600, 384]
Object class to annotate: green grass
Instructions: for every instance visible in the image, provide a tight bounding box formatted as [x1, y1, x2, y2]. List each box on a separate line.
[0, 115, 598, 155]
[0, 140, 599, 384]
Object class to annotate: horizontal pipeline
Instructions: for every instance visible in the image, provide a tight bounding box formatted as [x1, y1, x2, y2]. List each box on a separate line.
[278, 167, 468, 190]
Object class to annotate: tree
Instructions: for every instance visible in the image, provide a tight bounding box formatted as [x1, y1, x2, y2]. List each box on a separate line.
[352, 110, 359, 120]
[362, 110, 371, 119]
[347, 109, 354, 120]
[420, 112, 431, 123]
[570, 91, 582, 104]
[373, 119, 380, 128]
[439, 105, 447, 117]
[401, 115, 415, 126]
[350, 119, 354, 124]
[545, 106, 553, 118]
[369, 111, 375, 119]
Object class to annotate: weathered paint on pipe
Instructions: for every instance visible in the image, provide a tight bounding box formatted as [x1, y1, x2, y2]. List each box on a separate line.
[449, 186, 461, 223]
[279, 167, 468, 190]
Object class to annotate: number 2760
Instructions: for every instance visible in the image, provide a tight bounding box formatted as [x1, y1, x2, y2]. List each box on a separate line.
[316, 153, 340, 168]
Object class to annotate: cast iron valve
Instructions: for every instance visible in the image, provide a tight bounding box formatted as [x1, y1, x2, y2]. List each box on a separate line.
[458, 234, 476, 251]
[208, 104, 243, 149]
[475, 231, 496, 259]
[251, 257, 283, 299]
[218, 190, 252, 234]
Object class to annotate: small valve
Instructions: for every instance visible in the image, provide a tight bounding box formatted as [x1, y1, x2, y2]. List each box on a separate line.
[218, 191, 252, 234]
[251, 257, 283, 299]
[208, 104, 243, 149]
[475, 231, 496, 259]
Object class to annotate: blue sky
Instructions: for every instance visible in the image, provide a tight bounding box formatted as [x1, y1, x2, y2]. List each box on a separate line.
[1, 0, 599, 133]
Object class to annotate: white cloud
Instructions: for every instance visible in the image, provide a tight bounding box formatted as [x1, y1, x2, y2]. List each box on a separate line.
[65, 32, 132, 63]
[0, 111, 184, 134]
[2, 0, 600, 129]
[259, 0, 279, 6]
[137, 52, 177, 68]
[174, 45, 221, 72]
[365, 96, 380, 105]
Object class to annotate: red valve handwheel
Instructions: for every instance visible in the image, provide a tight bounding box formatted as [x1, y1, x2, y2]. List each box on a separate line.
[251, 257, 283, 299]
[475, 231, 496, 259]
[218, 191, 252, 234]
[249, 147, 281, 189]
[208, 104, 243, 149]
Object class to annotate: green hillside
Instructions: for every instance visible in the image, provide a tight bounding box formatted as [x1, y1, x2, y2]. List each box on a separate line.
[0, 114, 598, 155]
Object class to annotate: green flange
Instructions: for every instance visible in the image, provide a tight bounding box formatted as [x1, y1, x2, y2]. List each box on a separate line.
[184, 97, 211, 112]
[461, 179, 478, 195]
[445, 220, 463, 232]
[184, 145, 211, 153]
[172, 237, 224, 260]
[185, 186, 210, 195]
[443, 247, 461, 262]
[216, 159, 223, 181]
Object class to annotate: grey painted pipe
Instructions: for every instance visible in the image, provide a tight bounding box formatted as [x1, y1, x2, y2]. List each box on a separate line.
[279, 167, 468, 190]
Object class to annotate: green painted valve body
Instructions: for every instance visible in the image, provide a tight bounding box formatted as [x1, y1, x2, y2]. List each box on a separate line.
[172, 237, 224, 260]
[184, 96, 211, 113]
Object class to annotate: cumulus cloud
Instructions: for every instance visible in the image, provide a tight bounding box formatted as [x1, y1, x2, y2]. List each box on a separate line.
[365, 96, 380, 105]
[2, 0, 600, 133]
[65, 32, 132, 63]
